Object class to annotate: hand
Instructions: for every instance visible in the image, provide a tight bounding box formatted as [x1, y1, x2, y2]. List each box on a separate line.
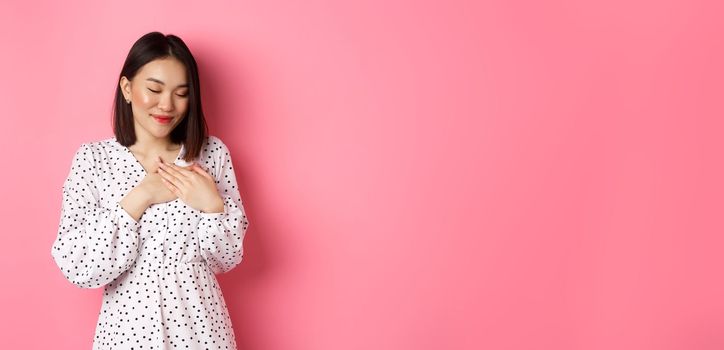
[157, 157, 225, 213]
[136, 168, 178, 206]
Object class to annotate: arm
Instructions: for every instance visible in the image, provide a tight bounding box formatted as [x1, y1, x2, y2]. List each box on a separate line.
[197, 139, 250, 274]
[50, 143, 143, 288]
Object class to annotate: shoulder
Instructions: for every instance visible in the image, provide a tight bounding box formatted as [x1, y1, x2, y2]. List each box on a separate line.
[195, 135, 234, 179]
[204, 135, 229, 153]
[72, 136, 118, 163]
[203, 135, 232, 161]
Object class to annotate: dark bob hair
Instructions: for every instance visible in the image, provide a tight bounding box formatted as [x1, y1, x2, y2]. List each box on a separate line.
[112, 31, 207, 162]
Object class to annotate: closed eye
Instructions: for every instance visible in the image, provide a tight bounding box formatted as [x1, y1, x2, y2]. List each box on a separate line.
[148, 88, 188, 97]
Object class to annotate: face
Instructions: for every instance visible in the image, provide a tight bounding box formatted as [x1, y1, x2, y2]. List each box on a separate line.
[120, 57, 190, 140]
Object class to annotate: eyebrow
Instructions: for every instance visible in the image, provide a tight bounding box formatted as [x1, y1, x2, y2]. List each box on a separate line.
[145, 77, 189, 88]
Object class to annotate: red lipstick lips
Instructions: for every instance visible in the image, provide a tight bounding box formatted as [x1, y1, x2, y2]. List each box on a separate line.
[152, 114, 172, 124]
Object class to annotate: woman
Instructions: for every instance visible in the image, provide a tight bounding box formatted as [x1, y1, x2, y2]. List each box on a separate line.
[50, 31, 249, 349]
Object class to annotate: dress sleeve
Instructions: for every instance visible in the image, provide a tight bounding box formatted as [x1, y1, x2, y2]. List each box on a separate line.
[196, 139, 249, 274]
[50, 143, 142, 288]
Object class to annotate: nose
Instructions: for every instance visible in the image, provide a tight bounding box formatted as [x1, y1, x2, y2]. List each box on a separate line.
[157, 92, 175, 112]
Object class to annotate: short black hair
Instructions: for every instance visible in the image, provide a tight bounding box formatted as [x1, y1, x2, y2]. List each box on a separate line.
[112, 31, 207, 162]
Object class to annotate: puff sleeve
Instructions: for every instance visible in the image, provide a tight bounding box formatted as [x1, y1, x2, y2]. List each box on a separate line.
[196, 139, 249, 274]
[50, 143, 142, 288]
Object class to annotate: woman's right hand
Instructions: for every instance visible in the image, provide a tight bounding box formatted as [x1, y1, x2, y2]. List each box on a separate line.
[120, 167, 176, 222]
[137, 170, 178, 205]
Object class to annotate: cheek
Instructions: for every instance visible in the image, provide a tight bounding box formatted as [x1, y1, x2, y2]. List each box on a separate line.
[177, 98, 189, 109]
[131, 89, 153, 106]
[136, 91, 156, 106]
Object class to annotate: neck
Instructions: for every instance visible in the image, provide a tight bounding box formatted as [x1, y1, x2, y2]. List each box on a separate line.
[129, 130, 179, 156]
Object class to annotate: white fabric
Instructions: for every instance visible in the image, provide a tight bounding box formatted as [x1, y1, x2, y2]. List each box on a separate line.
[51, 135, 249, 349]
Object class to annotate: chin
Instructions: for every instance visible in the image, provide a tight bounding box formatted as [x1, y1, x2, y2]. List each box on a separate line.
[152, 130, 168, 136]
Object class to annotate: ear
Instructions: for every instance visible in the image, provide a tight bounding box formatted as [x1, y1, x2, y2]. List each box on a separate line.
[119, 76, 131, 99]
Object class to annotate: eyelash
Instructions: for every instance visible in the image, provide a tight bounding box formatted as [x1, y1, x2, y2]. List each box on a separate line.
[148, 88, 188, 97]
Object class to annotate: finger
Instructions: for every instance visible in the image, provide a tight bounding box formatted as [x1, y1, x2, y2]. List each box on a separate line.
[159, 163, 193, 190]
[158, 161, 189, 178]
[160, 164, 195, 190]
[158, 166, 183, 188]
[174, 164, 197, 179]
[160, 177, 178, 194]
[191, 163, 213, 179]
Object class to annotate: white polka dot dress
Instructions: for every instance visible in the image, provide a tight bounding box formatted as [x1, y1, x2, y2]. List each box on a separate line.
[51, 135, 249, 349]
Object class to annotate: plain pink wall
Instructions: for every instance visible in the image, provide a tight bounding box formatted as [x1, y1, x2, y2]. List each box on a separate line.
[1, 0, 724, 349]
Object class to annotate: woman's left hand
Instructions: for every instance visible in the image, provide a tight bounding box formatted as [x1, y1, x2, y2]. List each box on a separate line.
[156, 157, 225, 213]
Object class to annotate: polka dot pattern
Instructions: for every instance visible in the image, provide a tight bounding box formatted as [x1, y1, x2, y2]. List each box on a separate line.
[51, 135, 249, 349]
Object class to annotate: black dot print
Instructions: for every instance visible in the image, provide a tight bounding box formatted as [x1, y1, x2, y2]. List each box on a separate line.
[50, 135, 250, 349]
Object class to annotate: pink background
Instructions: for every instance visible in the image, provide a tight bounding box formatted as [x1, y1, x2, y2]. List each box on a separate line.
[1, 0, 724, 349]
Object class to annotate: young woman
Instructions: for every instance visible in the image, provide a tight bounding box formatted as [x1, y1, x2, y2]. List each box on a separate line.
[51, 31, 249, 349]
